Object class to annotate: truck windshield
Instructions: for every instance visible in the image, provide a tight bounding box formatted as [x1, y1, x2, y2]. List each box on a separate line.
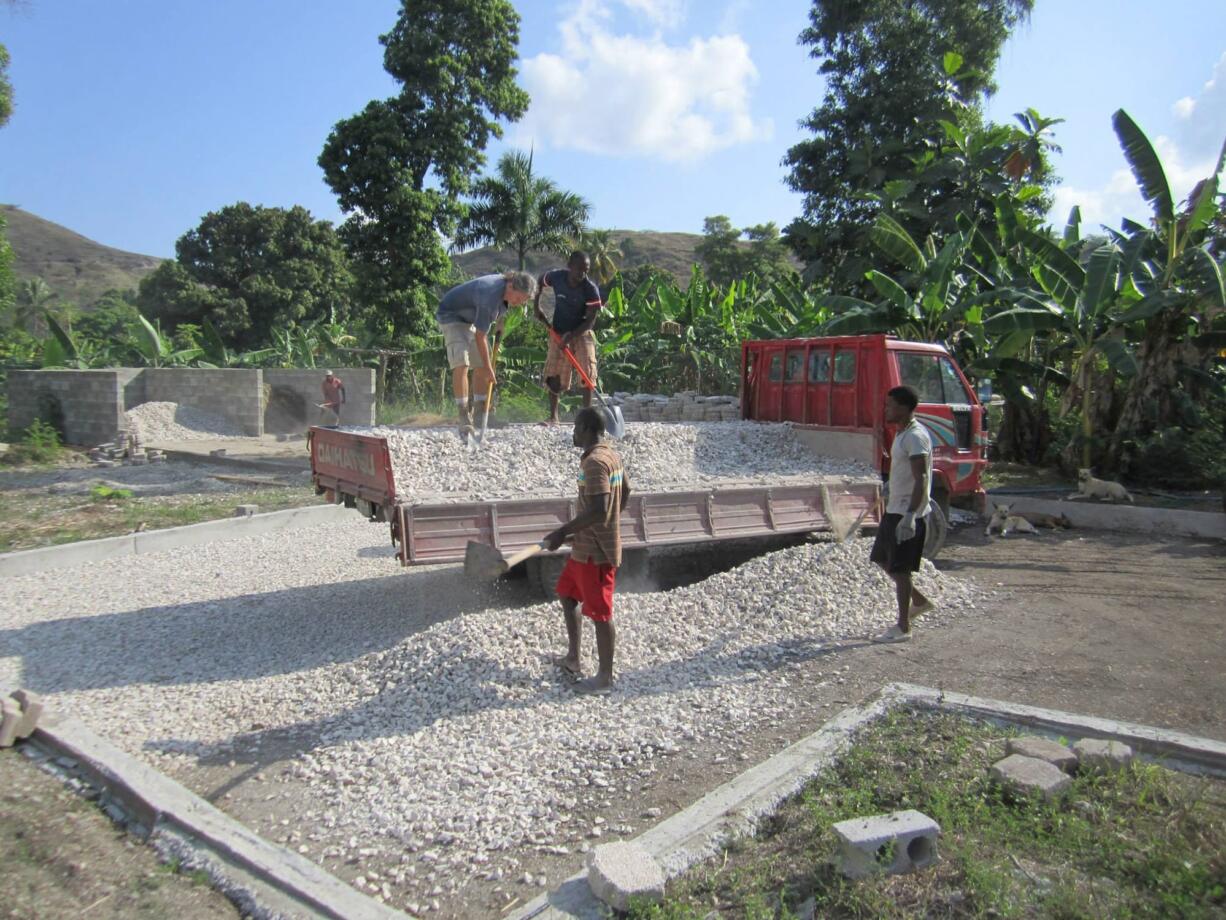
[897, 353, 971, 404]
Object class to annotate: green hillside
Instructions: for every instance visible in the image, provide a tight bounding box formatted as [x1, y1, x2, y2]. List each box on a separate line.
[451, 228, 707, 283]
[2, 205, 163, 308]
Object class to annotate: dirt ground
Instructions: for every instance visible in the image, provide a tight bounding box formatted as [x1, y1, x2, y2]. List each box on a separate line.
[0, 747, 240, 919]
[4, 524, 1224, 918]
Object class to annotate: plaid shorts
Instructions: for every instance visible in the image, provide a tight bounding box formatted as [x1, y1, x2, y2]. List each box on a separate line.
[544, 331, 597, 391]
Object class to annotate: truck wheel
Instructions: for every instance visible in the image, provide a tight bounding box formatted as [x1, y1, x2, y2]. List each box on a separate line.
[923, 500, 948, 560]
[528, 553, 569, 599]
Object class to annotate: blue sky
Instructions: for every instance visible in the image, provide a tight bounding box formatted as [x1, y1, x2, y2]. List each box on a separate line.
[1, 1, 1224, 260]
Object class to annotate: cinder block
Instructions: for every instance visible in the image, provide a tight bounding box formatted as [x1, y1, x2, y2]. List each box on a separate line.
[1006, 736, 1078, 773]
[0, 698, 21, 747]
[11, 689, 44, 739]
[234, 505, 259, 517]
[832, 809, 940, 879]
[990, 754, 1071, 801]
[1072, 739, 1134, 773]
[586, 841, 666, 911]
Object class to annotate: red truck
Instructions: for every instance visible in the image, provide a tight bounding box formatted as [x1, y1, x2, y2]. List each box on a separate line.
[741, 334, 989, 516]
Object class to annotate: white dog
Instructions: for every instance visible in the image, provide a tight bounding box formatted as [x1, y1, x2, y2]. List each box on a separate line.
[1071, 468, 1134, 503]
[985, 503, 1040, 537]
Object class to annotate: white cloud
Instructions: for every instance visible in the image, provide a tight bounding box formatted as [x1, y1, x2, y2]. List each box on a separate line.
[621, 0, 687, 28]
[1173, 51, 1226, 160]
[1052, 135, 1218, 230]
[718, 0, 751, 35]
[1054, 53, 1226, 231]
[1172, 96, 1196, 119]
[516, 0, 771, 162]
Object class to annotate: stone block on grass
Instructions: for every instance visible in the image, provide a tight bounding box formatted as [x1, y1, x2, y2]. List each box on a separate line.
[10, 689, 44, 739]
[832, 809, 940, 879]
[0, 698, 22, 747]
[1006, 736, 1078, 773]
[233, 505, 259, 517]
[587, 841, 665, 912]
[1072, 738, 1134, 773]
[990, 754, 1071, 801]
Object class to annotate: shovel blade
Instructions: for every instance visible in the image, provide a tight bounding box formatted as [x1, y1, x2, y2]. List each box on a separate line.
[601, 404, 627, 439]
[463, 540, 509, 580]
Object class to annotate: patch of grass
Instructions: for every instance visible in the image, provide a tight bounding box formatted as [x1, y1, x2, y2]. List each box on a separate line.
[0, 486, 324, 552]
[982, 462, 1071, 490]
[89, 483, 134, 501]
[638, 711, 1226, 919]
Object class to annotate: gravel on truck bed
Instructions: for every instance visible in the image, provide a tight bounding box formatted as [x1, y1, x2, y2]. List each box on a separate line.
[341, 421, 878, 502]
[0, 519, 986, 914]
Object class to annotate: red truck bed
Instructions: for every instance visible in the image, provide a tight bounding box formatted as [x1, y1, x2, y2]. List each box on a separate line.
[308, 427, 881, 567]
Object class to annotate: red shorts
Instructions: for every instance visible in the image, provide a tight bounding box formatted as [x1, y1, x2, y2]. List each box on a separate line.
[555, 558, 616, 622]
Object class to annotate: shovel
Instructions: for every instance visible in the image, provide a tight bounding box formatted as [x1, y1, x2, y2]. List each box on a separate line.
[821, 485, 879, 543]
[548, 329, 626, 439]
[469, 334, 502, 452]
[464, 539, 548, 581]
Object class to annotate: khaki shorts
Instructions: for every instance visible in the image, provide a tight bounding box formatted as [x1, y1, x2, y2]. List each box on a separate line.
[442, 323, 486, 371]
[544, 330, 597, 391]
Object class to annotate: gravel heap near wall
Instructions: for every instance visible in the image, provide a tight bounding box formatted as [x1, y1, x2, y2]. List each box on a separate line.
[344, 421, 875, 502]
[124, 401, 247, 442]
[0, 519, 986, 913]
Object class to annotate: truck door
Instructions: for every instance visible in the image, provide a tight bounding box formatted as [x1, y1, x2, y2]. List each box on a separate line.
[783, 347, 807, 421]
[757, 345, 786, 421]
[894, 349, 983, 503]
[831, 346, 857, 427]
[806, 348, 831, 425]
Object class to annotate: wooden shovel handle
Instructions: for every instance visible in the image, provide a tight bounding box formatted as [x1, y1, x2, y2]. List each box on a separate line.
[502, 541, 547, 570]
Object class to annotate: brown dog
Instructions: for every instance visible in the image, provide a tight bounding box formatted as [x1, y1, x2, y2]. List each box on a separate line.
[1013, 509, 1073, 530]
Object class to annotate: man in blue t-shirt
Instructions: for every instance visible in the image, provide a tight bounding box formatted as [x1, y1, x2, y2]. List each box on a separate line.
[436, 271, 537, 436]
[534, 251, 604, 424]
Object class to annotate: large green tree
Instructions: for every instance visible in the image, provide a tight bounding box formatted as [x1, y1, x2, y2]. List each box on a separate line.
[695, 216, 794, 286]
[137, 204, 353, 350]
[319, 0, 530, 338]
[454, 150, 590, 271]
[783, 0, 1033, 291]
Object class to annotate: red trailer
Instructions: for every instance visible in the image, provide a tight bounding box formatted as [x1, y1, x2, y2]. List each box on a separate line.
[741, 334, 988, 515]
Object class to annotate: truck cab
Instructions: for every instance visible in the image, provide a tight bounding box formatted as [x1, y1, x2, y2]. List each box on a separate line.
[741, 334, 988, 515]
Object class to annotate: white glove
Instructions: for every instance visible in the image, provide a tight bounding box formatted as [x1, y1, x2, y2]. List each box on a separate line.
[896, 512, 917, 543]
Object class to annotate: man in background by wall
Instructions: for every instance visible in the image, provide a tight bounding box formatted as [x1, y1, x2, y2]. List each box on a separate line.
[320, 370, 345, 426]
[534, 251, 603, 425]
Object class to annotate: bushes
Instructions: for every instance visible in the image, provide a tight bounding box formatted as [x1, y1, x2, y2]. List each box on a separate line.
[1123, 415, 1226, 491]
[3, 418, 63, 466]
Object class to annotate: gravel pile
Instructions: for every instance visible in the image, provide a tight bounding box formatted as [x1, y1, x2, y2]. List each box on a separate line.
[343, 421, 876, 502]
[125, 401, 248, 442]
[0, 519, 987, 912]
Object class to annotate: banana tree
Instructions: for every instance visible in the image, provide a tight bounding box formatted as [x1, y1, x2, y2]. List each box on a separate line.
[131, 314, 203, 367]
[1105, 110, 1226, 464]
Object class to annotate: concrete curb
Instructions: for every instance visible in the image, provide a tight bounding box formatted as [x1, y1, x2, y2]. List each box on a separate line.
[509, 691, 897, 920]
[0, 503, 352, 576]
[22, 707, 406, 920]
[986, 494, 1226, 540]
[513, 683, 1226, 919]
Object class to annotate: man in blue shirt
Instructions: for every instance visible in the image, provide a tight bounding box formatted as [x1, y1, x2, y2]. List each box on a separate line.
[436, 271, 537, 436]
[534, 251, 604, 424]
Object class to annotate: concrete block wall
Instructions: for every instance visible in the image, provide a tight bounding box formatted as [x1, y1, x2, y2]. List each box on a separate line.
[263, 368, 376, 433]
[142, 368, 264, 436]
[6, 370, 127, 446]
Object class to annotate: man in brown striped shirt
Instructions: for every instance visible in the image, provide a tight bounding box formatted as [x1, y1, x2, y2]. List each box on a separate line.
[544, 407, 630, 694]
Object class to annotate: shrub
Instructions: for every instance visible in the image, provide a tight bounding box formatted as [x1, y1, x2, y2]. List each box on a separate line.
[1124, 412, 1226, 491]
[3, 418, 64, 465]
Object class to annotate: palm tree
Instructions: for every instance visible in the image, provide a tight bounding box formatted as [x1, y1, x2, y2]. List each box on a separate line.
[453, 150, 590, 270]
[573, 228, 623, 285]
[13, 277, 56, 336]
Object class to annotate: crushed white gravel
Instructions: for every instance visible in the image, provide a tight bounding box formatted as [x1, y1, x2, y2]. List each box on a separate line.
[0, 518, 987, 910]
[125, 401, 248, 442]
[343, 421, 876, 501]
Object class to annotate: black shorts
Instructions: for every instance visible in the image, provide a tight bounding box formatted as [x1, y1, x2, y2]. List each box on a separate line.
[870, 513, 927, 574]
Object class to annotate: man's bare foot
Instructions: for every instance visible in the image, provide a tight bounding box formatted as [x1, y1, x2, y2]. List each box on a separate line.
[573, 676, 612, 695]
[554, 656, 582, 677]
